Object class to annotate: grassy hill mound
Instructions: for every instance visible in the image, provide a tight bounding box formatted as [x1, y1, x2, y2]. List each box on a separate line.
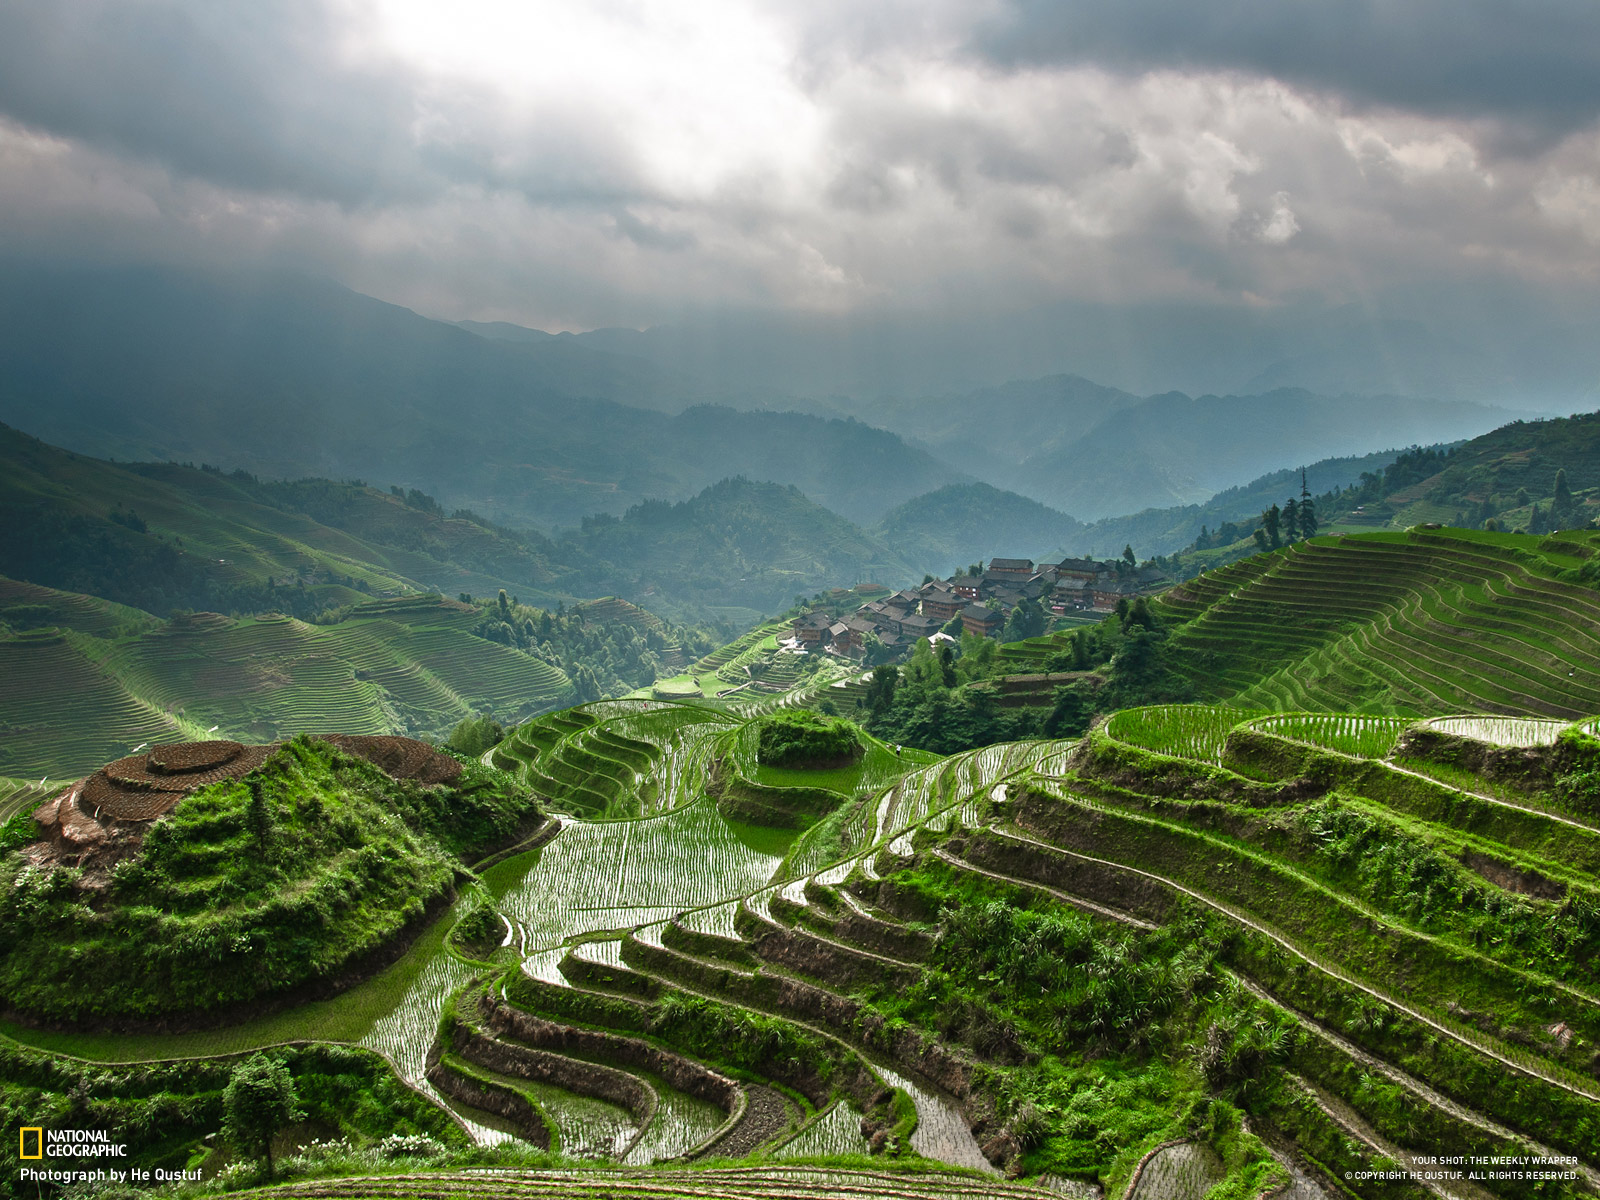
[570, 478, 916, 618]
[0, 736, 539, 1026]
[1157, 527, 1600, 715]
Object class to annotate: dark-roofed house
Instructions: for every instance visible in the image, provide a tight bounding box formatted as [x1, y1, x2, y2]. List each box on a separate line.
[793, 611, 834, 645]
[1052, 576, 1091, 609]
[959, 605, 1003, 637]
[836, 616, 876, 654]
[988, 557, 1034, 578]
[921, 589, 964, 622]
[1091, 580, 1141, 610]
[979, 574, 1025, 607]
[1056, 557, 1100, 581]
[899, 614, 940, 638]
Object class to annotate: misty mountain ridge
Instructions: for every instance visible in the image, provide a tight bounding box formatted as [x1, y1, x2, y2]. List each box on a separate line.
[454, 299, 1594, 410]
[0, 262, 961, 530]
[456, 314, 1513, 520]
[0, 261, 1522, 535]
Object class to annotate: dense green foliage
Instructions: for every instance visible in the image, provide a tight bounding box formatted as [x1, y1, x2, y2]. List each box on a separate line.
[755, 711, 864, 768]
[0, 1040, 460, 1187]
[1290, 799, 1600, 984]
[222, 1054, 304, 1177]
[0, 738, 536, 1022]
[446, 712, 506, 757]
[451, 901, 505, 958]
[465, 591, 715, 700]
[857, 860, 1284, 1184]
[861, 602, 1191, 755]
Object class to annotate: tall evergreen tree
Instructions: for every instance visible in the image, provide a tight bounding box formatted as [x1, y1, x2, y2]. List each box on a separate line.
[1554, 469, 1574, 520]
[1261, 504, 1282, 548]
[1282, 497, 1300, 541]
[1299, 467, 1318, 539]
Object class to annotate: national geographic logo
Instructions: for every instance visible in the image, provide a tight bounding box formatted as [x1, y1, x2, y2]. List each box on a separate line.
[15, 1127, 128, 1158]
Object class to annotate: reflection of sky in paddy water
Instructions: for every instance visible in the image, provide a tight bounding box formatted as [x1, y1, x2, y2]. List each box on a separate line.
[489, 797, 785, 958]
[356, 710, 1057, 1160]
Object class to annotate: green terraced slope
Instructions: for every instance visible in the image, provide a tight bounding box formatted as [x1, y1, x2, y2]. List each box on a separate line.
[1157, 527, 1600, 716]
[0, 629, 201, 779]
[0, 588, 574, 778]
[8, 698, 1600, 1199]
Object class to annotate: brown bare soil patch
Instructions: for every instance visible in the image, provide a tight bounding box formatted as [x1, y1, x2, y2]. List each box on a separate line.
[316, 734, 463, 784]
[147, 739, 243, 773]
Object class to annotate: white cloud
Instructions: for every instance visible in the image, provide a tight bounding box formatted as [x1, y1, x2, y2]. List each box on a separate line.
[1, 0, 1599, 338]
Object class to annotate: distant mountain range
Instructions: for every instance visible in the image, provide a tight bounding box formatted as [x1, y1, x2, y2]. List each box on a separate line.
[0, 262, 1523, 534]
[455, 300, 1600, 410]
[0, 264, 959, 531]
[7, 405, 1599, 632]
[851, 374, 1510, 520]
[0, 424, 916, 622]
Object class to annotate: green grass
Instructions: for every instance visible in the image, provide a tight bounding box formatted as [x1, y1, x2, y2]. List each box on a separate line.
[1247, 713, 1412, 759]
[1106, 705, 1261, 765]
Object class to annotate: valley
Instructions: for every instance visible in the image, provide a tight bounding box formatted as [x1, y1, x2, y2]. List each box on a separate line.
[4, 316, 1600, 1200]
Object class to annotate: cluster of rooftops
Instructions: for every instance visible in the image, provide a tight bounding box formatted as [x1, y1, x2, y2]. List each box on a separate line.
[787, 555, 1172, 657]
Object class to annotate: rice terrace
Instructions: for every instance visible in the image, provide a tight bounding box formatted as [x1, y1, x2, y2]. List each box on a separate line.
[8, 523, 1600, 1200]
[7, 32, 1600, 1194]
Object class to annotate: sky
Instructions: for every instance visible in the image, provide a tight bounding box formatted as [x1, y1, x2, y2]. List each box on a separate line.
[2, 1, 1599, 400]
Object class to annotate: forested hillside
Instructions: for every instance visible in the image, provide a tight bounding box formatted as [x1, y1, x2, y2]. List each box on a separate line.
[0, 425, 922, 623]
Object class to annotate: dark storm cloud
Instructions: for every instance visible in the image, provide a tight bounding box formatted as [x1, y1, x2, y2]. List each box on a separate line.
[974, 1, 1600, 139]
[0, 0, 428, 205]
[0, 0, 1596, 396]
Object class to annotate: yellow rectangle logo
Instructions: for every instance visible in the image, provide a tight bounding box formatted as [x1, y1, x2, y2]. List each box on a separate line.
[19, 1127, 43, 1159]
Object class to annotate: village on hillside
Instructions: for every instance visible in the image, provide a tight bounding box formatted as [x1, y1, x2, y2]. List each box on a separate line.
[786, 555, 1173, 659]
